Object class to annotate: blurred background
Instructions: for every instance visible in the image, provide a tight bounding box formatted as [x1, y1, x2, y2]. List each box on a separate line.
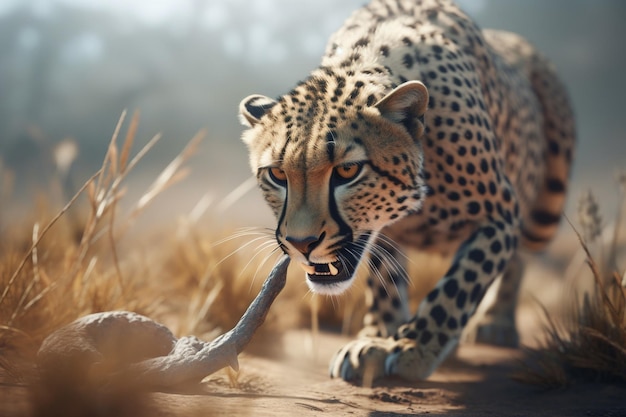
[0, 0, 624, 229]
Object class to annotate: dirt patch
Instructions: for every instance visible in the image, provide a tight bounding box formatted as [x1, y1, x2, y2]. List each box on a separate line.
[150, 330, 626, 416]
[2, 324, 626, 416]
[2, 243, 625, 417]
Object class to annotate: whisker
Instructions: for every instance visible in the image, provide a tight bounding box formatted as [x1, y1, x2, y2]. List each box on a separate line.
[347, 238, 406, 297]
[248, 245, 283, 289]
[210, 227, 273, 248]
[341, 247, 361, 276]
[215, 235, 274, 268]
[189, 233, 274, 305]
[376, 232, 415, 266]
[369, 243, 410, 285]
[367, 257, 390, 294]
[347, 242, 388, 295]
[351, 234, 410, 289]
[238, 238, 278, 281]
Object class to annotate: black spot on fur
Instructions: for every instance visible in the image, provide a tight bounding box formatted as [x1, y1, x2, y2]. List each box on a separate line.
[403, 53, 414, 69]
[405, 330, 418, 339]
[427, 288, 439, 302]
[382, 312, 394, 323]
[447, 317, 458, 330]
[482, 226, 496, 239]
[354, 37, 369, 48]
[467, 201, 480, 215]
[456, 290, 467, 309]
[468, 249, 485, 263]
[482, 260, 494, 274]
[490, 240, 502, 254]
[464, 269, 477, 282]
[416, 318, 428, 330]
[443, 279, 459, 298]
[470, 284, 483, 302]
[420, 331, 433, 344]
[430, 305, 447, 326]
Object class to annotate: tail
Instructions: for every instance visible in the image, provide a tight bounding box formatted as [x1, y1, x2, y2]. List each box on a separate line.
[520, 52, 576, 251]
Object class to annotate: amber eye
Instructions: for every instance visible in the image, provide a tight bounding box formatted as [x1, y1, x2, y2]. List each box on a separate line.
[268, 167, 287, 185]
[334, 163, 362, 182]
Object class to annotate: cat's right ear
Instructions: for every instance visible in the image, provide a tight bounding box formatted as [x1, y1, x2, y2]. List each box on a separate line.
[238, 95, 277, 127]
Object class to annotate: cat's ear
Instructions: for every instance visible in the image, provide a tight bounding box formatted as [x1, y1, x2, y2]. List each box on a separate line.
[238, 95, 277, 127]
[375, 81, 429, 138]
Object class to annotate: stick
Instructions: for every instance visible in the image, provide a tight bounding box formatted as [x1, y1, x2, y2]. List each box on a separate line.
[129, 255, 290, 386]
[37, 255, 290, 388]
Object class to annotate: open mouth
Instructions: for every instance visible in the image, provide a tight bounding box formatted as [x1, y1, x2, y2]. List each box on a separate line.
[299, 233, 371, 287]
[301, 260, 346, 281]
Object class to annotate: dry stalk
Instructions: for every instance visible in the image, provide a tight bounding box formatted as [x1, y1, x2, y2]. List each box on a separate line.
[0, 168, 102, 312]
[8, 224, 43, 325]
[134, 129, 204, 214]
[516, 183, 626, 387]
[607, 170, 626, 277]
[1, 109, 202, 345]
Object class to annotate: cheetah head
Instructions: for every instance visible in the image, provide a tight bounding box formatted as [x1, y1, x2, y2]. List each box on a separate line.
[239, 79, 429, 295]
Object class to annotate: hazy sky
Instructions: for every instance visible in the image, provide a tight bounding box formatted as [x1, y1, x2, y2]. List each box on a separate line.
[1, 0, 486, 26]
[2, 0, 487, 64]
[1, 0, 624, 222]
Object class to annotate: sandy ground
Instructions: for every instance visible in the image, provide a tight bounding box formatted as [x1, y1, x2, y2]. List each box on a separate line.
[3, 328, 626, 417]
[2, 237, 626, 417]
[138, 325, 626, 417]
[165, 235, 623, 417]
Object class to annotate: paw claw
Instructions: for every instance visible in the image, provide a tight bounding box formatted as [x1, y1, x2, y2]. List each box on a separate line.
[339, 355, 354, 380]
[330, 338, 391, 382]
[384, 350, 400, 375]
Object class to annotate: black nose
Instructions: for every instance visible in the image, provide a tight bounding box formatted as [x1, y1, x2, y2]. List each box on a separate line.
[286, 233, 323, 255]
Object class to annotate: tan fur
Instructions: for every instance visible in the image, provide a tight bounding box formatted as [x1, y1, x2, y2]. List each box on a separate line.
[239, 0, 575, 381]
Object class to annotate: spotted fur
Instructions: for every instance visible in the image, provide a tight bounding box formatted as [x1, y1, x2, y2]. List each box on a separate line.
[239, 0, 575, 381]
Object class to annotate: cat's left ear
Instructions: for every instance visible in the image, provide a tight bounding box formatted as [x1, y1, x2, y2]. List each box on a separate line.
[375, 81, 429, 138]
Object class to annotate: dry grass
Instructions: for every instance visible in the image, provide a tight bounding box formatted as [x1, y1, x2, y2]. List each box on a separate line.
[11, 111, 625, 413]
[515, 175, 626, 388]
[0, 109, 449, 417]
[0, 111, 199, 353]
[0, 112, 300, 416]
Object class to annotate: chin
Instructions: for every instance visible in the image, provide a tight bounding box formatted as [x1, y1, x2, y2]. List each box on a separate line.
[306, 275, 355, 295]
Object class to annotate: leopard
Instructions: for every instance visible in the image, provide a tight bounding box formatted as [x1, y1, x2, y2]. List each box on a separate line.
[238, 0, 575, 382]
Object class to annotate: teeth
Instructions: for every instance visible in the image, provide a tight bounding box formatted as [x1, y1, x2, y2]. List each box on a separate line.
[301, 262, 339, 276]
[301, 263, 316, 275]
